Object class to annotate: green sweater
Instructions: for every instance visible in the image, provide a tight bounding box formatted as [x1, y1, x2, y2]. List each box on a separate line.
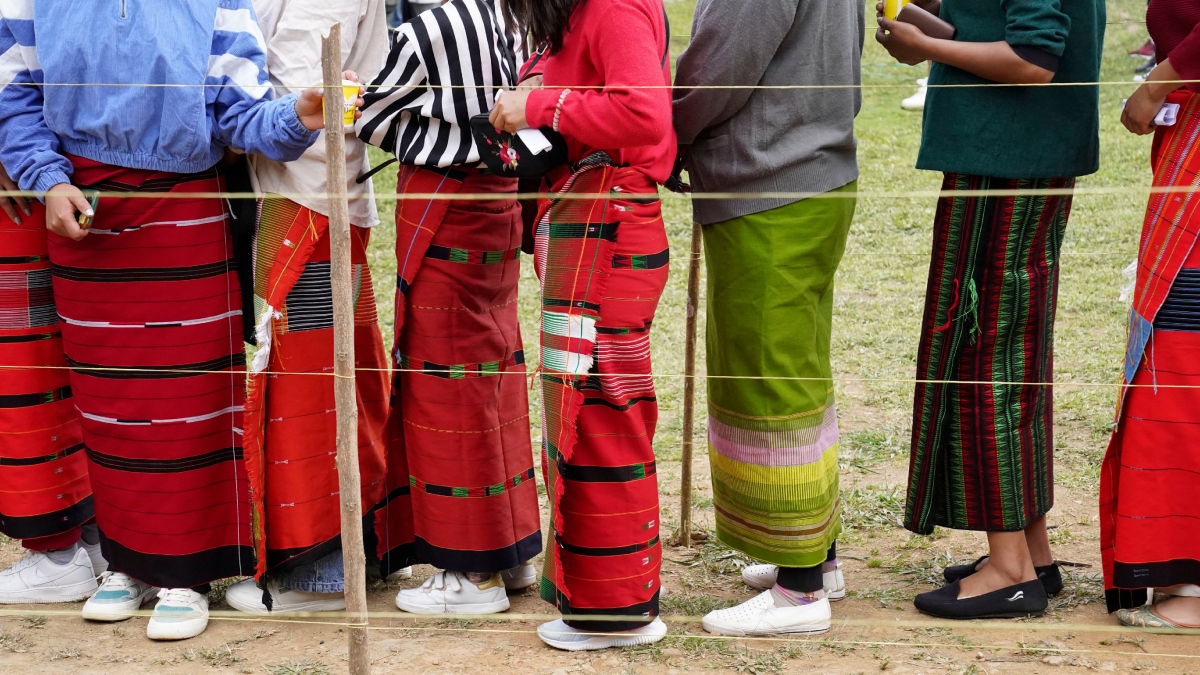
[916, 0, 1106, 179]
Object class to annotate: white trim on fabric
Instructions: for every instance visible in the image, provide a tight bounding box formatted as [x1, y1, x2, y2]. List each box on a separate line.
[207, 53, 271, 101]
[60, 309, 243, 328]
[78, 405, 244, 426]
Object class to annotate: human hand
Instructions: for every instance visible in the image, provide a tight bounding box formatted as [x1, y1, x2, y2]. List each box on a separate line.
[1121, 84, 1167, 136]
[517, 75, 544, 90]
[876, 18, 933, 66]
[45, 183, 92, 241]
[877, 0, 941, 19]
[0, 164, 31, 225]
[489, 89, 533, 133]
[295, 70, 366, 131]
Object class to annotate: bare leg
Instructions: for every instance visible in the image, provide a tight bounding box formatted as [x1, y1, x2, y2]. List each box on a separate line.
[1023, 516, 1054, 568]
[958, 530, 1036, 599]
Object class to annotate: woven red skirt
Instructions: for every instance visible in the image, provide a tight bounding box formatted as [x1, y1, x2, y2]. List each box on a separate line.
[242, 198, 389, 579]
[536, 162, 668, 631]
[0, 202, 91, 547]
[373, 166, 541, 575]
[47, 156, 253, 588]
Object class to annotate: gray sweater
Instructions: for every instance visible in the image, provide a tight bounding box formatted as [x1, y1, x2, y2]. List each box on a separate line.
[673, 0, 864, 225]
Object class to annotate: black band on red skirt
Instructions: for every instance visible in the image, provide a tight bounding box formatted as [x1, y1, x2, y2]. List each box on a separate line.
[0, 496, 94, 541]
[99, 532, 255, 590]
[558, 590, 660, 632]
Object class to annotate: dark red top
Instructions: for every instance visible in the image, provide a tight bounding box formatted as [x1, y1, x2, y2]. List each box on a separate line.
[1147, 0, 1200, 91]
[522, 0, 676, 184]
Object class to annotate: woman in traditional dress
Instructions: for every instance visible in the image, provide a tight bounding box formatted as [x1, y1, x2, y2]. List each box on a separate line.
[356, 0, 543, 616]
[222, 0, 393, 616]
[671, 0, 862, 638]
[0, 164, 102, 603]
[0, 0, 336, 640]
[1101, 0, 1200, 629]
[877, 0, 1103, 619]
[490, 0, 674, 650]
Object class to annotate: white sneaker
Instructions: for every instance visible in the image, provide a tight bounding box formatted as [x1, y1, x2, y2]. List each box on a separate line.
[537, 617, 668, 651]
[81, 572, 158, 621]
[702, 589, 831, 636]
[387, 566, 413, 581]
[82, 540, 108, 576]
[146, 588, 209, 640]
[740, 562, 846, 600]
[501, 561, 538, 591]
[395, 570, 509, 615]
[225, 578, 346, 615]
[901, 77, 928, 111]
[0, 547, 97, 604]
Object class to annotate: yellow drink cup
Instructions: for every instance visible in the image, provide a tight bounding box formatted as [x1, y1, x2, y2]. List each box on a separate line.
[884, 0, 910, 20]
[341, 79, 359, 128]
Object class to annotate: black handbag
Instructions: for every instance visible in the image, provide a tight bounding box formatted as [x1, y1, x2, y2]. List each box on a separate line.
[469, 115, 569, 178]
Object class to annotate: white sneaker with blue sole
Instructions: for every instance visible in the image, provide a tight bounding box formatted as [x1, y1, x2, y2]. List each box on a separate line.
[82, 572, 159, 621]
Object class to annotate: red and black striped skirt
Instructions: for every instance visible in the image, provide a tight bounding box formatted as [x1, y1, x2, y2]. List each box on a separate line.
[0, 202, 92, 547]
[47, 156, 253, 588]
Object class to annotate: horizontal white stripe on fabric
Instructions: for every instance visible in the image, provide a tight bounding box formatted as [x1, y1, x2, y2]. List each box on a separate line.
[708, 404, 839, 468]
[542, 311, 596, 341]
[213, 6, 267, 52]
[207, 53, 270, 101]
[0, 40, 26, 89]
[60, 309, 242, 329]
[88, 214, 229, 235]
[0, 0, 34, 22]
[79, 405, 243, 426]
[542, 347, 593, 376]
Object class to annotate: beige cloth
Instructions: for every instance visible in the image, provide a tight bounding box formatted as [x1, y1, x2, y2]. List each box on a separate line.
[250, 0, 390, 227]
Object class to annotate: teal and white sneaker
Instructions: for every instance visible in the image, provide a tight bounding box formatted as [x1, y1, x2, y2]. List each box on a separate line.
[82, 572, 159, 621]
[146, 588, 209, 640]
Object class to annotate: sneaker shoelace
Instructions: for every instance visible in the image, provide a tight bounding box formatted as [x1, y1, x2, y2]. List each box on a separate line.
[420, 571, 464, 594]
[0, 553, 44, 576]
[157, 587, 199, 607]
[96, 571, 136, 592]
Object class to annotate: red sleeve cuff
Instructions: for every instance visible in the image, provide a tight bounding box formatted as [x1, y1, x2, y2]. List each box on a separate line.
[1168, 34, 1200, 85]
[526, 89, 561, 130]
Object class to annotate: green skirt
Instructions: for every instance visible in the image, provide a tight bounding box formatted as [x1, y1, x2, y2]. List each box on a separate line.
[703, 182, 856, 568]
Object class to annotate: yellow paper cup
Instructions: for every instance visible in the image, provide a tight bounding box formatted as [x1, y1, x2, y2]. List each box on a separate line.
[342, 79, 359, 127]
[883, 0, 909, 20]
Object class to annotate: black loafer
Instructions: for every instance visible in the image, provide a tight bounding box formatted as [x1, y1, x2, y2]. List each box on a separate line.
[943, 557, 1064, 597]
[914, 579, 1048, 619]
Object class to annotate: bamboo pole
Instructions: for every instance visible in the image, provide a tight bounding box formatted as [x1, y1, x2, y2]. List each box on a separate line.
[679, 220, 703, 548]
[321, 24, 370, 675]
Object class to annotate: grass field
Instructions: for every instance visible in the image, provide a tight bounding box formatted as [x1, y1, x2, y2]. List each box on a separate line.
[3, 2, 1189, 672]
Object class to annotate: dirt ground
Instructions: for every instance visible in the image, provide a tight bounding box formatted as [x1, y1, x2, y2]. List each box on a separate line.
[3, 435, 1200, 675]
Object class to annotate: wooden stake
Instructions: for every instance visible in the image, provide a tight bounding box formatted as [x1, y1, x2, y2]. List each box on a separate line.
[321, 23, 370, 675]
[679, 220, 703, 548]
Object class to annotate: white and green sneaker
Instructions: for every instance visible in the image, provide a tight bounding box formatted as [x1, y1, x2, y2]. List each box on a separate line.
[82, 572, 158, 621]
[146, 588, 209, 640]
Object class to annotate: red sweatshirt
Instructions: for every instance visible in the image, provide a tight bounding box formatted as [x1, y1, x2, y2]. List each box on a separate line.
[524, 0, 676, 184]
[1147, 0, 1200, 92]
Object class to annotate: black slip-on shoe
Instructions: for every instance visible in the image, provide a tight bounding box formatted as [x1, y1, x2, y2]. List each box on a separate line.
[914, 579, 1048, 620]
[943, 557, 1064, 597]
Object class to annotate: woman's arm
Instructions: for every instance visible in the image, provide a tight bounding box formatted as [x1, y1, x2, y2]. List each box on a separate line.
[355, 27, 431, 155]
[0, 13, 91, 240]
[1122, 58, 1182, 135]
[492, 0, 671, 149]
[876, 17, 1054, 84]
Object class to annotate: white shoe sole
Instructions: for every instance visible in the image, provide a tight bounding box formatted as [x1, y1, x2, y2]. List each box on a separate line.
[827, 588, 846, 602]
[0, 577, 98, 604]
[82, 588, 159, 622]
[146, 617, 208, 641]
[503, 572, 539, 591]
[227, 596, 346, 616]
[395, 596, 510, 615]
[701, 619, 831, 637]
[538, 622, 667, 651]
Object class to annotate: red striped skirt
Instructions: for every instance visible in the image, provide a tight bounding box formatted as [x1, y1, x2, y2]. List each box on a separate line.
[1102, 91, 1200, 611]
[47, 156, 253, 588]
[536, 162, 668, 630]
[242, 198, 389, 579]
[0, 202, 91, 547]
[373, 166, 541, 575]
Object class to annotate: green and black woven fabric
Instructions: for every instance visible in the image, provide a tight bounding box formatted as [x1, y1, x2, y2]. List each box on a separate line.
[905, 173, 1074, 535]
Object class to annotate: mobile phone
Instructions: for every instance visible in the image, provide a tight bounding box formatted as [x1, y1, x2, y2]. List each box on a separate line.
[77, 191, 100, 229]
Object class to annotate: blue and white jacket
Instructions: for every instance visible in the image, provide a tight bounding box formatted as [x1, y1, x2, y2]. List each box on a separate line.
[0, 0, 319, 194]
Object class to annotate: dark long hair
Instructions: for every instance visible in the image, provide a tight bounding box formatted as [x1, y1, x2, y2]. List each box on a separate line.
[502, 0, 585, 54]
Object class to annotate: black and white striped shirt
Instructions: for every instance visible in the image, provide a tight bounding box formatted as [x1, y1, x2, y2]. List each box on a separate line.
[356, 0, 522, 167]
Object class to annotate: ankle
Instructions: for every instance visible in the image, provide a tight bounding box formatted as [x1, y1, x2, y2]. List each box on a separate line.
[820, 558, 839, 573]
[771, 585, 825, 607]
[465, 571, 496, 585]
